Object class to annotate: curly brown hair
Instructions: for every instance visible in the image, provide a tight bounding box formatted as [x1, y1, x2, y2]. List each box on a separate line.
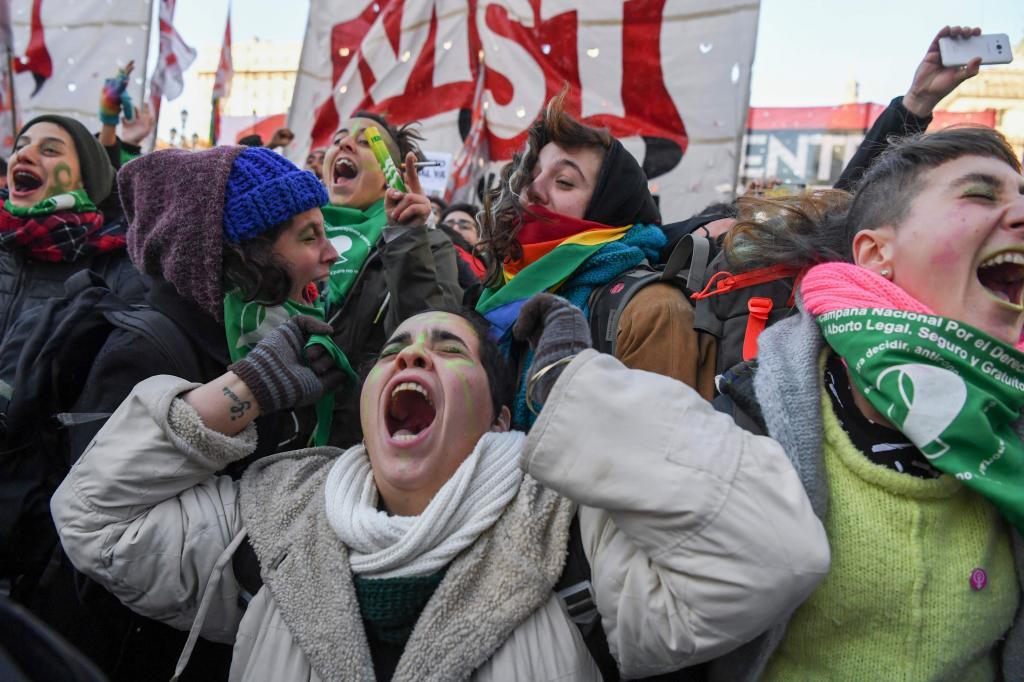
[476, 88, 613, 287]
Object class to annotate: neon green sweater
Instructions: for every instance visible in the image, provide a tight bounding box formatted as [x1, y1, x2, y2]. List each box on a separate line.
[764, 388, 1019, 681]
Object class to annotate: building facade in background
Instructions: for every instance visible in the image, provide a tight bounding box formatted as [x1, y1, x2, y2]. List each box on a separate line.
[739, 43, 1022, 189]
[162, 38, 299, 146]
[739, 104, 996, 189]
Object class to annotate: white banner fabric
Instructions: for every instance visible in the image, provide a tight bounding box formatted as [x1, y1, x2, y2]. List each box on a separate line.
[10, 0, 150, 135]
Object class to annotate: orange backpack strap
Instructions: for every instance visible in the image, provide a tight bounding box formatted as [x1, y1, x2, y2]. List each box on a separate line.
[742, 297, 774, 361]
[692, 263, 803, 300]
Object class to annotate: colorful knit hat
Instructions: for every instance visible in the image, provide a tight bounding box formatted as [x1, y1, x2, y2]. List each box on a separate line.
[122, 145, 327, 321]
[222, 147, 328, 243]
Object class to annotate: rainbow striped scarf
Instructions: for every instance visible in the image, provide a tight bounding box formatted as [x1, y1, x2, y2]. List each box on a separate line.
[476, 206, 665, 428]
[476, 205, 633, 341]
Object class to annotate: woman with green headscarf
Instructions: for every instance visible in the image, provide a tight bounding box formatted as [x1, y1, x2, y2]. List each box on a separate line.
[320, 111, 462, 447]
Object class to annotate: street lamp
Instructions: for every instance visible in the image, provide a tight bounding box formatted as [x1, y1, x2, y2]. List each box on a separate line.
[180, 109, 189, 147]
[169, 127, 177, 146]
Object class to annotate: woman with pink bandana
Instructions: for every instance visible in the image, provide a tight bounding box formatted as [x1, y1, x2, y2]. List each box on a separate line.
[710, 126, 1024, 680]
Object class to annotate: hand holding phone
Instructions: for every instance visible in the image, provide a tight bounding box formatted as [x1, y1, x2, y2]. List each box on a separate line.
[903, 26, 985, 118]
[939, 33, 1013, 67]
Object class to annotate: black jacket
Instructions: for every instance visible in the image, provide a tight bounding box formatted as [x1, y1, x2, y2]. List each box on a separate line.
[0, 228, 145, 342]
[834, 96, 931, 192]
[23, 278, 310, 682]
[69, 276, 314, 465]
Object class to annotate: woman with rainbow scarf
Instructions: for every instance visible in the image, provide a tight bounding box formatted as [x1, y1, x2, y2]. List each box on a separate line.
[475, 91, 715, 428]
[708, 126, 1024, 681]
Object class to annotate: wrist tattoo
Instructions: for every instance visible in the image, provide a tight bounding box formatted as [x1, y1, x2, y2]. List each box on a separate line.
[222, 386, 252, 421]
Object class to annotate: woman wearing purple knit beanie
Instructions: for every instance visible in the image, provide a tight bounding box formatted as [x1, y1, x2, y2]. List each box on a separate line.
[56, 145, 343, 681]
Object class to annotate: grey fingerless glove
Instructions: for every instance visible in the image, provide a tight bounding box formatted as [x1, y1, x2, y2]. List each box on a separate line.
[513, 293, 592, 409]
[228, 315, 336, 414]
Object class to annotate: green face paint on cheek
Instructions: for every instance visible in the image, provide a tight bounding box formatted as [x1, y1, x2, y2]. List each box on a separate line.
[360, 363, 386, 420]
[444, 358, 477, 414]
[51, 162, 74, 196]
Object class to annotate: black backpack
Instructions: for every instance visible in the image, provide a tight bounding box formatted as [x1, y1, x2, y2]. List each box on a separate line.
[587, 232, 713, 357]
[587, 226, 800, 387]
[0, 596, 108, 682]
[0, 269, 198, 589]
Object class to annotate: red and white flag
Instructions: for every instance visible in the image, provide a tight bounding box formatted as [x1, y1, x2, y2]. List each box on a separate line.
[0, 0, 15, 152]
[287, 0, 760, 220]
[150, 0, 196, 111]
[444, 62, 487, 205]
[9, 0, 150, 134]
[210, 10, 232, 145]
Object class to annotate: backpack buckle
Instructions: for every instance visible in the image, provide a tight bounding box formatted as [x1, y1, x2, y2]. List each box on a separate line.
[743, 297, 774, 361]
[557, 579, 600, 634]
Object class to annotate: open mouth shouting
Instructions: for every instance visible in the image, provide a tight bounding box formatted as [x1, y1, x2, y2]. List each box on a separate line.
[384, 378, 438, 447]
[332, 157, 358, 188]
[10, 167, 44, 198]
[977, 247, 1024, 312]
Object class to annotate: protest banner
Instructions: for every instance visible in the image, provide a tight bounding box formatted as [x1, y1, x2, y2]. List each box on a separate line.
[289, 0, 760, 221]
[9, 0, 150, 134]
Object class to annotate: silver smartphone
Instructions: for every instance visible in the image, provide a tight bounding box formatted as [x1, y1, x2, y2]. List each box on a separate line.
[939, 33, 1013, 67]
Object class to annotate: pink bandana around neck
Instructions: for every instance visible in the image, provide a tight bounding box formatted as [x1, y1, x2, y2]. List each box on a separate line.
[801, 262, 1024, 352]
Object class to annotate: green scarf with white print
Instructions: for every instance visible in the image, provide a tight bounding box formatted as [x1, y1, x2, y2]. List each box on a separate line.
[816, 307, 1024, 533]
[223, 289, 357, 446]
[321, 199, 387, 307]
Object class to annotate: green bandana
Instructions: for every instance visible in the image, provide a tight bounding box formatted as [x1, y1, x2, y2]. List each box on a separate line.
[322, 199, 387, 307]
[3, 189, 96, 217]
[819, 307, 1024, 532]
[223, 289, 357, 446]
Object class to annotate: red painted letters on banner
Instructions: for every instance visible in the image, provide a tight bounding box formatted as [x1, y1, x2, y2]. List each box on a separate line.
[310, 0, 686, 167]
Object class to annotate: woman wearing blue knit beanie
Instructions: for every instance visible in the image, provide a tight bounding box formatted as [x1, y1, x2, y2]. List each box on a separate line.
[319, 111, 462, 447]
[44, 145, 346, 681]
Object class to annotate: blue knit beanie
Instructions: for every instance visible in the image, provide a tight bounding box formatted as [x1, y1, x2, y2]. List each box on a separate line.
[222, 147, 328, 243]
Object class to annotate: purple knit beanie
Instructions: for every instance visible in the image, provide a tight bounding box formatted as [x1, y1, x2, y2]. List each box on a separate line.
[122, 146, 245, 321]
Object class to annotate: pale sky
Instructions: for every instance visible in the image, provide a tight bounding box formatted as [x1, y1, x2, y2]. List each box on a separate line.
[150, 0, 1024, 140]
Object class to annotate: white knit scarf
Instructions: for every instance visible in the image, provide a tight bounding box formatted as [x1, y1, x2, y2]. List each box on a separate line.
[324, 430, 526, 579]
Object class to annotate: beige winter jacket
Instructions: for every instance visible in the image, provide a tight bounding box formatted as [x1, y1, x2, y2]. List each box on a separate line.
[52, 350, 829, 681]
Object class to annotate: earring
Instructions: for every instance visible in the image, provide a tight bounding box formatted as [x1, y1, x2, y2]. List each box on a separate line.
[880, 268, 891, 279]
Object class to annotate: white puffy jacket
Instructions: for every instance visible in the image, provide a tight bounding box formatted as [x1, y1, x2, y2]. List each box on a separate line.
[52, 350, 829, 681]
